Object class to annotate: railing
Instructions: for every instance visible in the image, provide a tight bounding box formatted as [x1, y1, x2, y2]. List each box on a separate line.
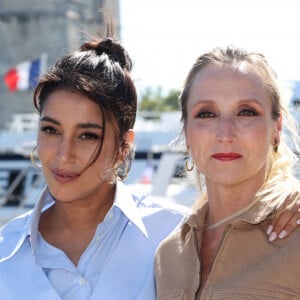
[0, 165, 44, 207]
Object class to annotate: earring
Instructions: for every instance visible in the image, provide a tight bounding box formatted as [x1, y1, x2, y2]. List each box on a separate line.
[273, 138, 279, 153]
[185, 152, 194, 172]
[116, 147, 134, 180]
[117, 158, 131, 180]
[30, 146, 41, 168]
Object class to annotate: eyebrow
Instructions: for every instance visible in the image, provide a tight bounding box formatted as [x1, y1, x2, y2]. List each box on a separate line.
[40, 116, 103, 129]
[194, 98, 264, 107]
[239, 98, 264, 107]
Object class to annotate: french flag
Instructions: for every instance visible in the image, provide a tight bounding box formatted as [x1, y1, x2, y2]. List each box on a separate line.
[4, 54, 46, 92]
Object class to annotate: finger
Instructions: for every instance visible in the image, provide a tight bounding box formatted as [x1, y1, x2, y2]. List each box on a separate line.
[266, 191, 300, 241]
[277, 208, 300, 240]
[288, 191, 300, 205]
[268, 208, 300, 242]
[267, 206, 295, 233]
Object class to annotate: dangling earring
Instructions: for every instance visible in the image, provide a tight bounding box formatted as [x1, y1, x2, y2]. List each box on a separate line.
[273, 138, 279, 153]
[116, 146, 134, 180]
[185, 151, 194, 172]
[30, 146, 41, 168]
[116, 157, 131, 180]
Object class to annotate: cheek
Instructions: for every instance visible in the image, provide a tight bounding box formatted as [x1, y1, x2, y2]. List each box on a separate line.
[37, 136, 51, 162]
[186, 122, 210, 148]
[247, 121, 273, 145]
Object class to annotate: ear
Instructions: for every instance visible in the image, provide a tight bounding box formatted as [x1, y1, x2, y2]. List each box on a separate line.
[119, 130, 135, 160]
[276, 113, 283, 133]
[123, 129, 135, 145]
[273, 113, 282, 148]
[184, 127, 189, 151]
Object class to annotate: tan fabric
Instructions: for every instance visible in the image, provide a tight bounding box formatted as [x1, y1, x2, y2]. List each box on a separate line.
[155, 199, 300, 299]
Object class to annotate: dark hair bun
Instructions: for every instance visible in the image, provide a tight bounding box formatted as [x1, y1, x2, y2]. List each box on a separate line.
[80, 38, 132, 70]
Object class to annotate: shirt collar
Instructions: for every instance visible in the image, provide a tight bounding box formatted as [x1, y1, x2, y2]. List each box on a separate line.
[16, 180, 148, 257]
[31, 181, 148, 244]
[182, 195, 277, 239]
[30, 186, 54, 252]
[114, 180, 148, 238]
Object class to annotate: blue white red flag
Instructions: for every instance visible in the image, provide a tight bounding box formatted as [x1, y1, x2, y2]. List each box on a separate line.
[4, 54, 47, 92]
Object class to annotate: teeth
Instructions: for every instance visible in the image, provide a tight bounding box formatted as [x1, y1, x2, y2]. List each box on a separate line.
[59, 174, 69, 178]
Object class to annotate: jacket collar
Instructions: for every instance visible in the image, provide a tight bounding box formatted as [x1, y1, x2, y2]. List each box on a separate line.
[182, 196, 276, 240]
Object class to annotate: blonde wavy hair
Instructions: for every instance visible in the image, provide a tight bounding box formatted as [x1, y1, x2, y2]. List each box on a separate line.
[179, 45, 300, 215]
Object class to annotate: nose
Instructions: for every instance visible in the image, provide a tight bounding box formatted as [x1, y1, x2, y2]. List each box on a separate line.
[57, 136, 76, 163]
[216, 117, 237, 143]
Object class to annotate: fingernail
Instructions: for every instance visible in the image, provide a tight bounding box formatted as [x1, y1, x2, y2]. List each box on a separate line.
[269, 231, 277, 242]
[297, 219, 300, 225]
[266, 225, 273, 235]
[278, 230, 287, 239]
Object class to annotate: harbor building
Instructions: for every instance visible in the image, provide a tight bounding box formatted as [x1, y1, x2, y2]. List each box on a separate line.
[0, 0, 120, 129]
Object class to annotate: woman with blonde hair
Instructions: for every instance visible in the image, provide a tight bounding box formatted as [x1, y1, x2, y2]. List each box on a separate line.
[155, 46, 300, 299]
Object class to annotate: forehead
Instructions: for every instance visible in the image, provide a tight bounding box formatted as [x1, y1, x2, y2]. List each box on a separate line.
[189, 64, 269, 102]
[42, 90, 102, 120]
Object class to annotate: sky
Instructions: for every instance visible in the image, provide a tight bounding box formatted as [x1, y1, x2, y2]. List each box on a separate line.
[120, 0, 300, 96]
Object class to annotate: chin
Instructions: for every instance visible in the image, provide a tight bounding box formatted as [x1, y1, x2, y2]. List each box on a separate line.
[48, 187, 76, 202]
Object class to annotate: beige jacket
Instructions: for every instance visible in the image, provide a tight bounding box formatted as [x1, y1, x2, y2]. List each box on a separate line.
[155, 199, 300, 300]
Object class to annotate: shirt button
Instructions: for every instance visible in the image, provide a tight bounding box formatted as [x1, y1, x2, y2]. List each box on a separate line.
[109, 212, 114, 219]
[79, 277, 86, 286]
[95, 236, 100, 242]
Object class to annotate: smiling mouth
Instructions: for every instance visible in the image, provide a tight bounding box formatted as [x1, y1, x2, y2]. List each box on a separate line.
[212, 153, 242, 161]
[51, 169, 80, 183]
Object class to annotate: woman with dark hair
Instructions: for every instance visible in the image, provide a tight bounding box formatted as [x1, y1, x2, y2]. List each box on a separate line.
[0, 34, 186, 299]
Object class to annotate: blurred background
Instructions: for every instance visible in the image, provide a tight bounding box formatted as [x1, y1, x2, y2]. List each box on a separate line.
[0, 0, 299, 222]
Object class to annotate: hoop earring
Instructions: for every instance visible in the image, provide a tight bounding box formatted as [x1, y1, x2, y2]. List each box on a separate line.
[185, 155, 194, 172]
[30, 146, 41, 168]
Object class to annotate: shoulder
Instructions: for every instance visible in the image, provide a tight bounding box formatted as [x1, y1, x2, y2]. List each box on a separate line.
[156, 220, 192, 255]
[154, 221, 200, 296]
[134, 192, 189, 214]
[130, 192, 190, 241]
[155, 210, 199, 266]
[0, 210, 32, 236]
[0, 211, 32, 259]
[134, 193, 189, 222]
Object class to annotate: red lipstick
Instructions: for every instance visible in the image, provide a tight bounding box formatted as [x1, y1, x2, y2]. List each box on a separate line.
[51, 168, 80, 183]
[212, 153, 242, 161]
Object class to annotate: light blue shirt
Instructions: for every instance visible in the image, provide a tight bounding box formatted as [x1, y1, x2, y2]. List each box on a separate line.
[0, 181, 187, 300]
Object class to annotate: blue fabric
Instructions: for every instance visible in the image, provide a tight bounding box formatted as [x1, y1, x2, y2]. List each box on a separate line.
[0, 182, 187, 300]
[29, 58, 41, 89]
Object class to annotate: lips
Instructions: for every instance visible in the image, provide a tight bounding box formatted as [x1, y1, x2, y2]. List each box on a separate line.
[212, 153, 242, 161]
[51, 168, 80, 183]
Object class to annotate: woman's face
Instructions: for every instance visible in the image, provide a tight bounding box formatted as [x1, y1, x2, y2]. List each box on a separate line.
[37, 90, 118, 203]
[185, 64, 281, 188]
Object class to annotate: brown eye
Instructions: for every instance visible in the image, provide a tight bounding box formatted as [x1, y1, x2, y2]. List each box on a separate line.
[238, 109, 258, 116]
[196, 111, 215, 118]
[79, 132, 102, 140]
[40, 126, 59, 135]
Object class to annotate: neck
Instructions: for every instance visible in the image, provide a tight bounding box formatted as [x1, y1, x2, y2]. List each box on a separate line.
[40, 183, 115, 232]
[205, 177, 264, 228]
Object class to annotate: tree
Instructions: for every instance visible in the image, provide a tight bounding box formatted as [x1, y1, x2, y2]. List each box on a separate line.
[163, 89, 180, 111]
[139, 87, 180, 112]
